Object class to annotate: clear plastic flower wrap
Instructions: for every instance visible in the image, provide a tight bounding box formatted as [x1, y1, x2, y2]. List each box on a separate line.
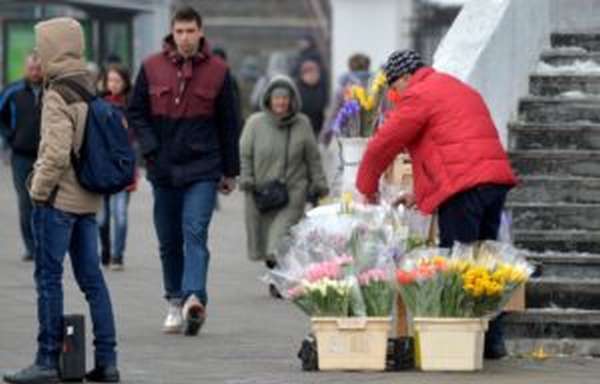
[395, 241, 533, 318]
[271, 243, 364, 317]
[404, 209, 435, 251]
[271, 201, 407, 317]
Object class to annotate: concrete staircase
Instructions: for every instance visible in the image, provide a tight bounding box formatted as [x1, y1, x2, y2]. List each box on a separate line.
[505, 31, 600, 357]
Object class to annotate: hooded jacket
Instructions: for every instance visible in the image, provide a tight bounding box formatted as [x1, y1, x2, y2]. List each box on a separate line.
[356, 67, 517, 214]
[240, 75, 329, 261]
[128, 35, 240, 187]
[29, 17, 101, 214]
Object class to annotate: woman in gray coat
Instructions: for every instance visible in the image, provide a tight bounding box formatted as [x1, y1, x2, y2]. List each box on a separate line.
[240, 75, 329, 297]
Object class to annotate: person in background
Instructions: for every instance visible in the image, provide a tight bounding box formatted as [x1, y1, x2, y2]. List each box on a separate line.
[0, 53, 44, 262]
[97, 63, 136, 271]
[291, 35, 325, 81]
[212, 47, 243, 129]
[295, 59, 328, 137]
[356, 49, 518, 360]
[321, 53, 371, 145]
[239, 75, 329, 298]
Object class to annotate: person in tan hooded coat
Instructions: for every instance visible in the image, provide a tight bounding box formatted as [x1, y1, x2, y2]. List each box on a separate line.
[3, 18, 120, 384]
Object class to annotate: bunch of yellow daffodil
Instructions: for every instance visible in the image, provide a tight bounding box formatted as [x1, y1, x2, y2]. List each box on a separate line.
[492, 262, 529, 285]
[462, 265, 505, 298]
[397, 242, 533, 318]
[349, 71, 388, 112]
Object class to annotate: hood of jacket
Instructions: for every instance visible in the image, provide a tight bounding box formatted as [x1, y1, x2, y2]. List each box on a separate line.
[35, 17, 87, 81]
[260, 75, 303, 125]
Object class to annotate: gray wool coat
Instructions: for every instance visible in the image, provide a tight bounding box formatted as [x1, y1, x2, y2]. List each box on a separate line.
[240, 75, 329, 261]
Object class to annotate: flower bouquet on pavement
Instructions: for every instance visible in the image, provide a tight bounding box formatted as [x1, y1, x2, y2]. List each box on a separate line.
[284, 254, 361, 317]
[395, 241, 534, 371]
[357, 266, 395, 318]
[396, 241, 532, 318]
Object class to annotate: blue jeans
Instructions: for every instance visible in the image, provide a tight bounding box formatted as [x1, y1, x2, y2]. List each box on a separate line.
[32, 206, 117, 369]
[11, 153, 36, 257]
[97, 191, 130, 262]
[152, 181, 218, 305]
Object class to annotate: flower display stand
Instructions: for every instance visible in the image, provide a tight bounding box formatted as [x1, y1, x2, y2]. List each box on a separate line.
[413, 317, 489, 371]
[311, 317, 391, 371]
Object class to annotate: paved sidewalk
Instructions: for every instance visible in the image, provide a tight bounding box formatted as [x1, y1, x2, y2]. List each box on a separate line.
[0, 164, 599, 383]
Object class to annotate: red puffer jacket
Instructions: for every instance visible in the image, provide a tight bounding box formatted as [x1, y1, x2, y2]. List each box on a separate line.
[356, 67, 517, 214]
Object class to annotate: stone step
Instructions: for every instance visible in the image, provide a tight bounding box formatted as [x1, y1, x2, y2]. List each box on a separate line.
[509, 176, 600, 204]
[519, 96, 600, 123]
[525, 251, 600, 279]
[552, 32, 600, 52]
[505, 309, 600, 356]
[510, 150, 600, 178]
[509, 122, 600, 150]
[525, 277, 600, 310]
[505, 308, 600, 339]
[541, 48, 600, 66]
[509, 202, 600, 231]
[506, 338, 600, 357]
[514, 229, 600, 254]
[530, 73, 600, 96]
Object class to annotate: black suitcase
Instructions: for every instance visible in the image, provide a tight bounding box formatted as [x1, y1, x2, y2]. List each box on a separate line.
[60, 314, 86, 382]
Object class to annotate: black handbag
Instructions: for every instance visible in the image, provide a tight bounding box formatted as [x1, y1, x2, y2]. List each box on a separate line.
[254, 127, 291, 212]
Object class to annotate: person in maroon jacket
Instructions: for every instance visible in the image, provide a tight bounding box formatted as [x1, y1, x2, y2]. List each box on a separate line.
[356, 50, 518, 359]
[128, 6, 240, 337]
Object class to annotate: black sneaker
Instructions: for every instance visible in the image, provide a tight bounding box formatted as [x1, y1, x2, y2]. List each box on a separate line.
[85, 365, 120, 383]
[485, 315, 507, 359]
[101, 251, 111, 267]
[21, 254, 34, 262]
[269, 284, 283, 299]
[484, 342, 507, 359]
[3, 364, 59, 384]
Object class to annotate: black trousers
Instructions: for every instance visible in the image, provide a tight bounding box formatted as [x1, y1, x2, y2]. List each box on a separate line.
[437, 184, 511, 351]
[438, 184, 510, 248]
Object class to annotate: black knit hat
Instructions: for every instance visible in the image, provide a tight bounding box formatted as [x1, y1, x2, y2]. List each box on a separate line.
[383, 50, 424, 86]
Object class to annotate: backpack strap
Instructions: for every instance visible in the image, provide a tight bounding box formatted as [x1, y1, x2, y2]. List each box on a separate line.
[50, 77, 95, 105]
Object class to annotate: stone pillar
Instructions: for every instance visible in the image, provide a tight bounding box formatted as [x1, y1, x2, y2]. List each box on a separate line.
[330, 0, 414, 87]
[133, 0, 171, 73]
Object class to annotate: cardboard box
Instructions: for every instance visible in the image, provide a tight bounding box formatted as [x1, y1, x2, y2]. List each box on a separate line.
[504, 285, 526, 312]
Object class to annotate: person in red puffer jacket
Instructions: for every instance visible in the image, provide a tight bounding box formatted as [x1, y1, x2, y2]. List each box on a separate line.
[97, 63, 138, 271]
[356, 50, 518, 359]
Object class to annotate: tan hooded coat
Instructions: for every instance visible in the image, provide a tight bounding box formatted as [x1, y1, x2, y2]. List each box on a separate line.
[30, 17, 101, 214]
[240, 75, 329, 261]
